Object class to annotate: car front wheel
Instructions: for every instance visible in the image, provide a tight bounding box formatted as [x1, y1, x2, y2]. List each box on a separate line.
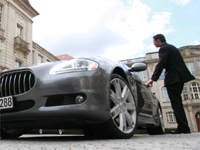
[93, 74, 137, 139]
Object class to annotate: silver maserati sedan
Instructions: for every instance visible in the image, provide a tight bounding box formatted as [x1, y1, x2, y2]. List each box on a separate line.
[0, 56, 165, 139]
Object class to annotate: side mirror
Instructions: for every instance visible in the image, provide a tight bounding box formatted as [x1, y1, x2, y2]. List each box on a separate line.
[129, 63, 147, 72]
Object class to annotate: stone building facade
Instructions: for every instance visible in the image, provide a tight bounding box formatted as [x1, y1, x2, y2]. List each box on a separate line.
[0, 0, 59, 72]
[121, 45, 200, 132]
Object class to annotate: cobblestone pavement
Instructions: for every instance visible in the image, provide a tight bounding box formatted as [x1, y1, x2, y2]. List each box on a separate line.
[0, 133, 200, 150]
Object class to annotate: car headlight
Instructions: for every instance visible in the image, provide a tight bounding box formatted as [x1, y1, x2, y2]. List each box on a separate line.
[49, 59, 99, 75]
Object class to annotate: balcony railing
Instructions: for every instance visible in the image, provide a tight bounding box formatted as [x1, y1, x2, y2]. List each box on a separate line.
[14, 36, 30, 59]
[0, 28, 6, 42]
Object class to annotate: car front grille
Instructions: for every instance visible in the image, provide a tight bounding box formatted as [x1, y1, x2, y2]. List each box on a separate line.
[0, 70, 35, 97]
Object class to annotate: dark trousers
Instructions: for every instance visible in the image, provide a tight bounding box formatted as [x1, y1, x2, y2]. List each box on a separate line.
[166, 82, 190, 131]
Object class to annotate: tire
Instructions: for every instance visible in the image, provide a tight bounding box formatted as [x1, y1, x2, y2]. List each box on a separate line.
[0, 128, 25, 139]
[147, 106, 165, 135]
[92, 74, 137, 139]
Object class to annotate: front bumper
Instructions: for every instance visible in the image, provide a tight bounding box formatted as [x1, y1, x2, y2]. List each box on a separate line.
[0, 66, 111, 128]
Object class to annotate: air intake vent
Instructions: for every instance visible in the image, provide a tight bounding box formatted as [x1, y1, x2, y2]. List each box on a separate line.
[0, 70, 35, 97]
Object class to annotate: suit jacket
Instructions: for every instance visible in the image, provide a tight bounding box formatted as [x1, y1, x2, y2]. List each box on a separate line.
[151, 43, 195, 86]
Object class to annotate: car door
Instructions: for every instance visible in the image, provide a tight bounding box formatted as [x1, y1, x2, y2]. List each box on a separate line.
[132, 73, 154, 117]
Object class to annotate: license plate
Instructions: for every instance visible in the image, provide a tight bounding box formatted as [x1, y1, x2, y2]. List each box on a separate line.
[0, 96, 14, 110]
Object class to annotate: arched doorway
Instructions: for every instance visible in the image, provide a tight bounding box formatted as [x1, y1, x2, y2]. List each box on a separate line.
[196, 112, 200, 132]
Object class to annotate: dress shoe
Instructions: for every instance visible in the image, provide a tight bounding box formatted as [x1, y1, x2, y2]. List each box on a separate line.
[170, 129, 191, 134]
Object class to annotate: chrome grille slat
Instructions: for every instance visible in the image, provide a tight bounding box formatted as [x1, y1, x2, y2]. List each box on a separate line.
[18, 73, 21, 94]
[23, 73, 27, 92]
[29, 74, 32, 89]
[0, 70, 35, 97]
[0, 76, 4, 97]
[9, 75, 12, 96]
[4, 76, 8, 96]
[13, 74, 17, 95]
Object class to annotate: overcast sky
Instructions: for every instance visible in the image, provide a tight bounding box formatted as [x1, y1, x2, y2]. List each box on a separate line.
[30, 0, 200, 61]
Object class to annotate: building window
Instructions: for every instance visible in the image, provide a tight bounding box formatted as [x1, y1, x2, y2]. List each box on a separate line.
[198, 61, 200, 70]
[38, 55, 42, 64]
[183, 82, 200, 100]
[186, 62, 196, 75]
[0, 5, 2, 28]
[135, 71, 146, 81]
[189, 82, 200, 99]
[159, 69, 165, 79]
[166, 112, 176, 123]
[182, 86, 188, 100]
[15, 60, 21, 68]
[196, 112, 200, 118]
[16, 24, 23, 37]
[161, 87, 170, 102]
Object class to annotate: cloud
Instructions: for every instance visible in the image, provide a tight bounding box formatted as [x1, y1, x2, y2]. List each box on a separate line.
[170, 0, 190, 5]
[193, 40, 200, 45]
[144, 43, 158, 51]
[31, 0, 174, 61]
[32, 0, 118, 38]
[49, 26, 129, 58]
[105, 0, 174, 60]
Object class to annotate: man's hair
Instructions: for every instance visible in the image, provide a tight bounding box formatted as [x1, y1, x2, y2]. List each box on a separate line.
[153, 34, 166, 43]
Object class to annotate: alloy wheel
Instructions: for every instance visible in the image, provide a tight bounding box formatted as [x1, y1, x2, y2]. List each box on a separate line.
[110, 77, 137, 134]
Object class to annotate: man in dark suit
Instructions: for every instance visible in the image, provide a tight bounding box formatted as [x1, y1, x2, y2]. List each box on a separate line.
[147, 34, 195, 134]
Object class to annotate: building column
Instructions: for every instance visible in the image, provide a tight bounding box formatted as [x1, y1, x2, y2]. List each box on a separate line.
[188, 106, 197, 132]
[32, 49, 38, 64]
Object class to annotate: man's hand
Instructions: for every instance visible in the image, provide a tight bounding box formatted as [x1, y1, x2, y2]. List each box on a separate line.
[146, 79, 154, 87]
